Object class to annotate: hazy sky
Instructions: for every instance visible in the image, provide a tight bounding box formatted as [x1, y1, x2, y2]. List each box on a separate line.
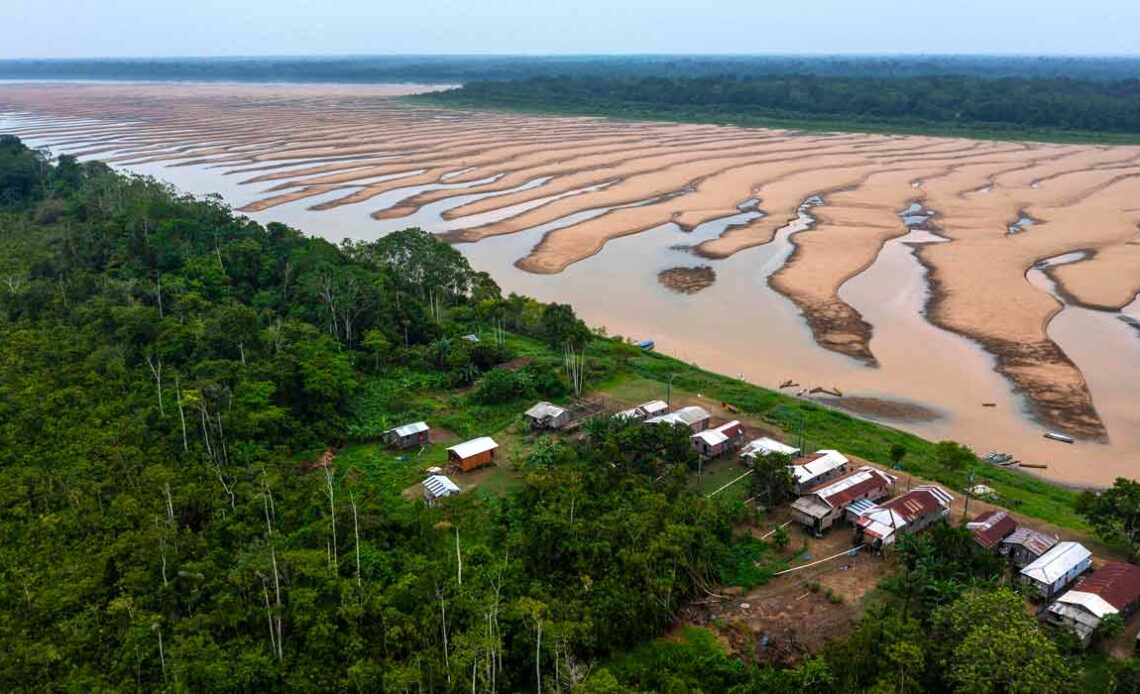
[2, 0, 1139, 59]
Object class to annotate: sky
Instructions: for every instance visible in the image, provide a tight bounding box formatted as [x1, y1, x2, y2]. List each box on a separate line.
[2, 0, 1139, 59]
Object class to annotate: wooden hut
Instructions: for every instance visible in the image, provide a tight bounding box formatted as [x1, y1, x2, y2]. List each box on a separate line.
[524, 402, 571, 431]
[1001, 527, 1059, 568]
[690, 420, 746, 459]
[447, 437, 499, 472]
[382, 421, 430, 449]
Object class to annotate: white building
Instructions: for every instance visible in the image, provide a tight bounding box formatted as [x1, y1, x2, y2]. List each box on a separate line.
[788, 450, 850, 493]
[739, 437, 801, 460]
[1020, 541, 1092, 599]
[615, 400, 669, 422]
[646, 405, 711, 432]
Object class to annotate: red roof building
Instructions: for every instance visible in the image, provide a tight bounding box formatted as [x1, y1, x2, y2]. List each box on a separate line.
[966, 510, 1019, 550]
[1048, 562, 1140, 645]
[790, 466, 895, 535]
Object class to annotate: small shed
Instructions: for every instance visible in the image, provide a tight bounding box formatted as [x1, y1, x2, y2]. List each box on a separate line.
[646, 406, 711, 433]
[854, 484, 953, 548]
[1001, 526, 1060, 568]
[1049, 562, 1140, 646]
[966, 510, 1019, 550]
[1020, 541, 1092, 599]
[789, 450, 850, 494]
[739, 437, 802, 461]
[447, 437, 499, 472]
[615, 400, 669, 422]
[691, 420, 745, 459]
[790, 466, 896, 535]
[524, 402, 571, 431]
[382, 421, 430, 449]
[423, 475, 461, 506]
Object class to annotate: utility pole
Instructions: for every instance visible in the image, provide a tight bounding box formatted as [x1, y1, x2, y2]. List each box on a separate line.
[962, 470, 976, 522]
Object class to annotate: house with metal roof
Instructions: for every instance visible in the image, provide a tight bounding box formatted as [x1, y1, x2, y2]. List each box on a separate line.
[1001, 526, 1060, 568]
[382, 421, 430, 449]
[691, 420, 745, 459]
[646, 405, 711, 433]
[739, 437, 802, 460]
[790, 466, 896, 535]
[423, 475, 461, 506]
[615, 399, 670, 422]
[854, 484, 953, 548]
[524, 402, 570, 431]
[966, 510, 1019, 550]
[1020, 541, 1092, 599]
[788, 450, 850, 494]
[447, 437, 499, 472]
[1049, 562, 1140, 646]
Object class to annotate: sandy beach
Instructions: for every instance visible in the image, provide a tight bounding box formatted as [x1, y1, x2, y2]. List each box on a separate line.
[2, 81, 1139, 484]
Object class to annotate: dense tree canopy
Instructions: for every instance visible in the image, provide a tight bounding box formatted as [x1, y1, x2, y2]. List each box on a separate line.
[431, 73, 1140, 140]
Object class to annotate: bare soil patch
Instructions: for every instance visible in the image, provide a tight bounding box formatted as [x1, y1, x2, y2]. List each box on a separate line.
[657, 265, 717, 294]
[817, 395, 943, 423]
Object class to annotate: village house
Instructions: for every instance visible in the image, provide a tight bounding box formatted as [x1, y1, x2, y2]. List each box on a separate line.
[524, 402, 571, 431]
[789, 450, 850, 494]
[423, 475, 461, 506]
[966, 510, 1019, 550]
[853, 484, 953, 548]
[739, 437, 802, 460]
[1001, 526, 1060, 568]
[382, 421, 431, 449]
[790, 466, 896, 536]
[614, 399, 669, 422]
[1020, 541, 1092, 599]
[690, 420, 746, 459]
[447, 437, 499, 472]
[1049, 562, 1140, 646]
[645, 405, 711, 433]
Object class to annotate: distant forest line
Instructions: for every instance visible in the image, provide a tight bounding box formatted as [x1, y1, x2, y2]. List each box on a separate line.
[422, 73, 1140, 143]
[2, 54, 1140, 83]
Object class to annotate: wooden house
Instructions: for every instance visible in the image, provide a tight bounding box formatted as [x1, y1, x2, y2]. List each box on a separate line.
[447, 437, 499, 472]
[1049, 562, 1140, 646]
[1001, 527, 1059, 568]
[646, 405, 710, 433]
[1020, 541, 1092, 599]
[615, 399, 669, 422]
[789, 450, 849, 494]
[853, 484, 953, 548]
[524, 402, 571, 431]
[966, 510, 1019, 550]
[790, 466, 896, 535]
[690, 420, 746, 459]
[382, 421, 430, 449]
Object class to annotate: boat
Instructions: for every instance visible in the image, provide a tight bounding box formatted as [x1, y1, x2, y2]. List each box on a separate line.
[634, 339, 655, 351]
[1044, 431, 1075, 444]
[983, 452, 1013, 465]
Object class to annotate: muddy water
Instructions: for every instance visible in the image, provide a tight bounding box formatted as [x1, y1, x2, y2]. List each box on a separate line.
[7, 113, 1140, 486]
